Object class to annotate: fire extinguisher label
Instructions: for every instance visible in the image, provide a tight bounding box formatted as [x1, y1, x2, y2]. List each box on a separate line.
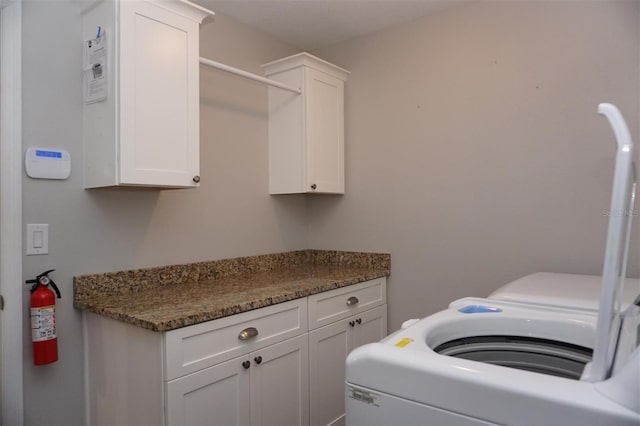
[31, 305, 56, 342]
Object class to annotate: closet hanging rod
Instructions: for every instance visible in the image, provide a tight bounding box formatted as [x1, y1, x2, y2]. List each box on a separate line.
[199, 57, 302, 94]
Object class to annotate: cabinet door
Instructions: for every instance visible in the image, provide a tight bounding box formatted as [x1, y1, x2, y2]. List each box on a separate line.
[250, 334, 309, 426]
[119, 1, 200, 187]
[166, 356, 250, 426]
[309, 305, 387, 426]
[309, 319, 350, 426]
[305, 68, 345, 194]
[349, 305, 387, 351]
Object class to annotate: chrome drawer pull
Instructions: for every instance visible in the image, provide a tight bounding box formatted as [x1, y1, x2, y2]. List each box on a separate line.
[346, 296, 359, 306]
[238, 327, 258, 341]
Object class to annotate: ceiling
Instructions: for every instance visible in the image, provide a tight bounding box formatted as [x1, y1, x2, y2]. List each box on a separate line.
[193, 0, 466, 51]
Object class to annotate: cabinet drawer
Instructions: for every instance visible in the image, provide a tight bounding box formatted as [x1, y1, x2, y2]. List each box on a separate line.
[165, 298, 307, 380]
[308, 278, 386, 330]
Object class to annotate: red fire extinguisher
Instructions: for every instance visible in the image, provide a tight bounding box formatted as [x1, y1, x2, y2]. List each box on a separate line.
[26, 269, 61, 365]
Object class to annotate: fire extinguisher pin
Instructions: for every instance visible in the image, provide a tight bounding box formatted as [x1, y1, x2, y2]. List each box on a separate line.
[25, 269, 61, 299]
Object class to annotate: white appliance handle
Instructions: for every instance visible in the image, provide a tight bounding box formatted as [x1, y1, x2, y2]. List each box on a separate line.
[585, 103, 637, 382]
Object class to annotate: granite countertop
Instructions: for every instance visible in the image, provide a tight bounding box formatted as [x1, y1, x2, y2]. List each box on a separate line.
[74, 250, 390, 332]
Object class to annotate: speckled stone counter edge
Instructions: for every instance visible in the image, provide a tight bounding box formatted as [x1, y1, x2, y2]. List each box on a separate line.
[73, 250, 391, 331]
[74, 250, 389, 300]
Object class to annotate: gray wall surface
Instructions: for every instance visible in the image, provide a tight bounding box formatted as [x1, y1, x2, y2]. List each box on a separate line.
[311, 0, 640, 331]
[21, 3, 302, 424]
[19, 0, 640, 424]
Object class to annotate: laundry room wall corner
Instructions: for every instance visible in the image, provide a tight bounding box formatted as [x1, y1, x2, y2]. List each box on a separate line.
[310, 0, 640, 331]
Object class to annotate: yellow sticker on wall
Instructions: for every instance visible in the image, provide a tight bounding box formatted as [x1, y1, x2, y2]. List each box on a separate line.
[394, 337, 414, 348]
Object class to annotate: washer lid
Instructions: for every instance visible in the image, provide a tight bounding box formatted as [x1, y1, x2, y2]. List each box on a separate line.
[587, 103, 638, 382]
[489, 272, 640, 312]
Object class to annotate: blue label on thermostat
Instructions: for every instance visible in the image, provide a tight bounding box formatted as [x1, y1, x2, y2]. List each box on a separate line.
[35, 150, 62, 159]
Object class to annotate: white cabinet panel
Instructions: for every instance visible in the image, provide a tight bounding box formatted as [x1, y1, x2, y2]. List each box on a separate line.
[350, 305, 387, 350]
[309, 304, 387, 426]
[306, 68, 344, 194]
[251, 334, 310, 426]
[309, 320, 350, 426]
[120, 1, 197, 186]
[83, 313, 165, 426]
[166, 356, 250, 426]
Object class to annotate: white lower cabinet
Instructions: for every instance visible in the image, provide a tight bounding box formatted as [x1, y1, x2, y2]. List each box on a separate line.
[308, 305, 387, 426]
[83, 278, 386, 426]
[167, 333, 308, 426]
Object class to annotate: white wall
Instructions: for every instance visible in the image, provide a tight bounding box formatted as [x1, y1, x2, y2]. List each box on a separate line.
[311, 0, 640, 331]
[21, 2, 303, 424]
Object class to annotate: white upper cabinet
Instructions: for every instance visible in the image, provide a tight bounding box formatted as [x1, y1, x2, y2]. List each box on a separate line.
[262, 53, 350, 194]
[81, 0, 212, 189]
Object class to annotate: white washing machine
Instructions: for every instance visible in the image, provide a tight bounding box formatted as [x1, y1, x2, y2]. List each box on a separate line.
[345, 103, 640, 425]
[488, 272, 640, 313]
[346, 298, 639, 425]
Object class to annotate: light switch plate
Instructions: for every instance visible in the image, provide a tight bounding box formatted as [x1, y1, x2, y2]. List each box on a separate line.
[26, 224, 48, 255]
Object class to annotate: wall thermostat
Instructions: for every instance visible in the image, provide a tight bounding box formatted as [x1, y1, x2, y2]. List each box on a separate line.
[25, 148, 71, 180]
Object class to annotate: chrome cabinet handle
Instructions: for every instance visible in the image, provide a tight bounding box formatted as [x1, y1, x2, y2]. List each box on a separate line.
[310, 184, 317, 190]
[346, 296, 359, 306]
[238, 327, 258, 341]
[242, 360, 250, 369]
[356, 318, 362, 325]
[192, 175, 201, 183]
[349, 321, 355, 327]
[254, 356, 262, 365]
